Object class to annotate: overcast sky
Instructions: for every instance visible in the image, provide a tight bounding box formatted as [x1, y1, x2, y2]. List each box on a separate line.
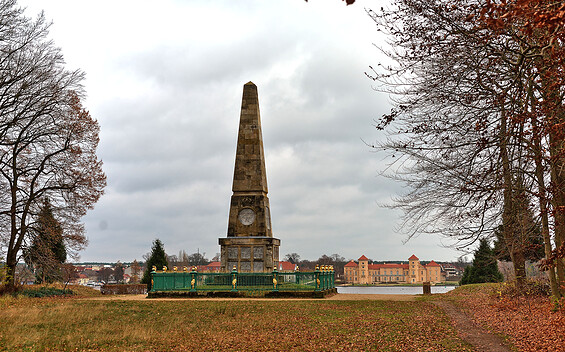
[19, 0, 464, 263]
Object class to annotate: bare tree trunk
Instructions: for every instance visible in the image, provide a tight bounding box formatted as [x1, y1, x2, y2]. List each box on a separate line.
[537, 158, 561, 297]
[499, 107, 527, 289]
[548, 141, 565, 294]
[510, 249, 527, 287]
[530, 87, 561, 298]
[5, 251, 17, 288]
[544, 75, 565, 295]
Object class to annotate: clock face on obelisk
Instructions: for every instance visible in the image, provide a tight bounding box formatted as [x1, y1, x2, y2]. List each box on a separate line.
[238, 208, 256, 225]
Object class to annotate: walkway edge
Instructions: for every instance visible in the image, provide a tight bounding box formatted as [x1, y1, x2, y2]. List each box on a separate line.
[432, 300, 513, 352]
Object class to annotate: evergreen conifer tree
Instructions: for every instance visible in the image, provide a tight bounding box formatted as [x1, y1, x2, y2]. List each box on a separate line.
[24, 200, 66, 283]
[460, 265, 472, 285]
[141, 239, 168, 290]
[493, 224, 544, 262]
[460, 238, 503, 285]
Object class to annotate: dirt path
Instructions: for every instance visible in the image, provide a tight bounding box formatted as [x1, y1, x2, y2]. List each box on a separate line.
[326, 293, 417, 301]
[432, 300, 512, 352]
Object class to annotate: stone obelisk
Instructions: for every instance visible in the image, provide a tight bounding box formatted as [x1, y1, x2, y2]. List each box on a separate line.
[219, 82, 280, 272]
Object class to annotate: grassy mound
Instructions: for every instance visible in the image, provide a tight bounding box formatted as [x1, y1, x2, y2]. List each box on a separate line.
[18, 286, 72, 297]
[6, 283, 103, 298]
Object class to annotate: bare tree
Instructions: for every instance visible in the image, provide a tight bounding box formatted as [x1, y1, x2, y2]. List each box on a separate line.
[0, 1, 106, 288]
[62, 263, 78, 290]
[187, 252, 209, 266]
[97, 267, 113, 284]
[130, 259, 141, 283]
[113, 261, 124, 283]
[284, 253, 301, 264]
[367, 0, 564, 294]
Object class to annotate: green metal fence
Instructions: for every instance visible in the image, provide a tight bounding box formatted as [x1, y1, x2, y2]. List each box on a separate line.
[150, 265, 335, 293]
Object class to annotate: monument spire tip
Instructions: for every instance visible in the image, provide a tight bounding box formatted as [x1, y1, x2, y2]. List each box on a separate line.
[245, 81, 256, 86]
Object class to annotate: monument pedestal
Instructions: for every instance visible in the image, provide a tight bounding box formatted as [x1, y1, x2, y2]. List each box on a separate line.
[219, 237, 280, 272]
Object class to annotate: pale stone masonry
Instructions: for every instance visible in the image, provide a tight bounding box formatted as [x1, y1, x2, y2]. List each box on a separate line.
[219, 82, 280, 272]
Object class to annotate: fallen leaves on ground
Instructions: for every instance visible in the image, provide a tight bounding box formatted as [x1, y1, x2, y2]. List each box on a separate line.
[446, 283, 565, 352]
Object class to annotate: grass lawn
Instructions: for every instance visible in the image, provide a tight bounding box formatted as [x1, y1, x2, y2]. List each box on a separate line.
[0, 294, 472, 351]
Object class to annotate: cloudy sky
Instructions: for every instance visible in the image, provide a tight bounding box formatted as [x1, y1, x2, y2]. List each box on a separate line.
[19, 0, 463, 263]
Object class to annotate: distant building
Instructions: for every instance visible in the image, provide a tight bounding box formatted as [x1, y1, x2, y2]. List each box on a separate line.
[278, 261, 298, 272]
[441, 263, 462, 280]
[197, 261, 222, 272]
[73, 273, 89, 285]
[344, 255, 443, 284]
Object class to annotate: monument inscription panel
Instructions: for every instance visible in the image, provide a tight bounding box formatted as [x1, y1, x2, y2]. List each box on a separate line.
[228, 247, 238, 259]
[253, 261, 264, 272]
[240, 262, 251, 272]
[241, 247, 251, 259]
[253, 247, 263, 259]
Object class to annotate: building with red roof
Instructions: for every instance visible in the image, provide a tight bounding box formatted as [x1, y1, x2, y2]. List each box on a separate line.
[278, 261, 298, 272]
[343, 255, 443, 284]
[73, 273, 89, 285]
[197, 261, 222, 273]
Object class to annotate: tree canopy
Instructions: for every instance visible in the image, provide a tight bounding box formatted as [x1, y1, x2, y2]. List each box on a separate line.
[0, 0, 106, 288]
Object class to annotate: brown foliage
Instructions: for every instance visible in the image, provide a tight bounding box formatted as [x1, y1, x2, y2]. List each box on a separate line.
[539, 243, 565, 270]
[448, 283, 565, 351]
[480, 0, 565, 38]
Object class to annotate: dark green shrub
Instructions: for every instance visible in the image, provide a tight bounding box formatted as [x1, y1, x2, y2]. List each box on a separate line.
[18, 287, 73, 297]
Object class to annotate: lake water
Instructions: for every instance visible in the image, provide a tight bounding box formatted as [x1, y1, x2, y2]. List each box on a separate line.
[337, 285, 456, 295]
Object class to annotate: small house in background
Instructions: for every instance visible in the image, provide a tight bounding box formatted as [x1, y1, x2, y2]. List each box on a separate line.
[278, 261, 297, 272]
[74, 273, 89, 285]
[441, 263, 462, 281]
[197, 261, 222, 272]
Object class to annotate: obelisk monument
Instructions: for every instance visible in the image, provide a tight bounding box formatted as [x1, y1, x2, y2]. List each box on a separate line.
[219, 82, 280, 272]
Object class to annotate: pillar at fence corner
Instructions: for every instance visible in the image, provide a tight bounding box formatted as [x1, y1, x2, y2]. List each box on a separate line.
[219, 82, 280, 273]
[423, 281, 431, 295]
